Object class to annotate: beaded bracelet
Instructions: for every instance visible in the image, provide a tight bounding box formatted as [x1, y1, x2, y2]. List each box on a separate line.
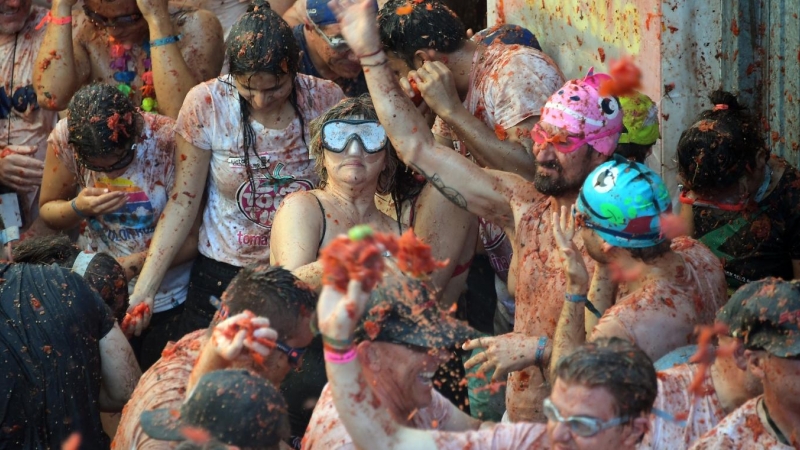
[533, 336, 548, 367]
[324, 347, 358, 364]
[150, 34, 182, 47]
[35, 11, 72, 30]
[565, 294, 603, 319]
[71, 199, 88, 218]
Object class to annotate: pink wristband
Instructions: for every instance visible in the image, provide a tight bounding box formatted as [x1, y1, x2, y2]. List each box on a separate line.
[35, 11, 72, 30]
[324, 347, 357, 364]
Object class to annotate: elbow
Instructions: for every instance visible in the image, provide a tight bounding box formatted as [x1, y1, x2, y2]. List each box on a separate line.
[36, 91, 69, 111]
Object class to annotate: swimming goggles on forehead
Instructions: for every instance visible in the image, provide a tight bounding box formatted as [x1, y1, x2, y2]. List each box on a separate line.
[321, 120, 388, 154]
[543, 398, 631, 438]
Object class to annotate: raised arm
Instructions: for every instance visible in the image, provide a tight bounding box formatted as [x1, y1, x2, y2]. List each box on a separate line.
[332, 0, 519, 230]
[137, 0, 224, 118]
[34, 0, 92, 110]
[128, 135, 210, 331]
[413, 63, 539, 179]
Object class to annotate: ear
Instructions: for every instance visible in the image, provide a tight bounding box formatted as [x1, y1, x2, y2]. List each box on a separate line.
[732, 340, 748, 371]
[412, 49, 435, 69]
[622, 417, 650, 446]
[745, 349, 767, 381]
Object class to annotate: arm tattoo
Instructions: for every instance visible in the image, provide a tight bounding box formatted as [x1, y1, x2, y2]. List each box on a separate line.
[412, 164, 468, 210]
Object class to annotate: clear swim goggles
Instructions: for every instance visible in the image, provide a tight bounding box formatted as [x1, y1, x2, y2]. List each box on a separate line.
[321, 120, 388, 154]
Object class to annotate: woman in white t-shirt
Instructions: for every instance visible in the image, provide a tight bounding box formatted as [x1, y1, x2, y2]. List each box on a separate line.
[128, 0, 345, 339]
[39, 83, 198, 369]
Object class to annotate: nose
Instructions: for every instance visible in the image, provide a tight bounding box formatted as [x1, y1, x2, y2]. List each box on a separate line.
[343, 138, 365, 155]
[550, 420, 573, 443]
[249, 92, 269, 109]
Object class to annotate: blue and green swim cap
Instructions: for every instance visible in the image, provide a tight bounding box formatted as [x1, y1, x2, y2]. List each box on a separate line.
[576, 155, 672, 248]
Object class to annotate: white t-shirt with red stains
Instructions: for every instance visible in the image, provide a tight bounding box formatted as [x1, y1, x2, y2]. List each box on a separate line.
[51, 113, 191, 313]
[303, 383, 454, 450]
[1, 7, 59, 221]
[689, 396, 795, 449]
[641, 363, 727, 449]
[175, 74, 344, 267]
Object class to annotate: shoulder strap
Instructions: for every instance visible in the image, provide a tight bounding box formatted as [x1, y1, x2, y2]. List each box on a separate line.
[310, 193, 327, 250]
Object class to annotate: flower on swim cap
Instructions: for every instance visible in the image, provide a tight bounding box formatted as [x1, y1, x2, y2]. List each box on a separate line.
[576, 155, 672, 248]
[540, 68, 624, 155]
[619, 92, 660, 145]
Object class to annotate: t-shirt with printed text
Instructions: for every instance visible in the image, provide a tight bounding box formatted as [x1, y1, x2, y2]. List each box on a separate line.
[50, 112, 191, 313]
[175, 74, 344, 267]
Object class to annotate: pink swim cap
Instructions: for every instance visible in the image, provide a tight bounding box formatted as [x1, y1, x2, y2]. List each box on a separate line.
[540, 69, 624, 155]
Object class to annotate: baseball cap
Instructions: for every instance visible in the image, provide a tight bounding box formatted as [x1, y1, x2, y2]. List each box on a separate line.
[576, 154, 672, 248]
[305, 0, 338, 25]
[140, 370, 289, 447]
[720, 278, 800, 358]
[354, 276, 479, 349]
[540, 69, 624, 156]
[618, 92, 660, 145]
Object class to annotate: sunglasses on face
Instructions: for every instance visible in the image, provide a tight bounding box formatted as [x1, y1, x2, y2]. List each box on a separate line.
[531, 122, 590, 154]
[83, 5, 143, 28]
[276, 341, 307, 368]
[678, 189, 750, 212]
[311, 22, 349, 51]
[76, 144, 137, 173]
[543, 398, 631, 438]
[321, 120, 388, 154]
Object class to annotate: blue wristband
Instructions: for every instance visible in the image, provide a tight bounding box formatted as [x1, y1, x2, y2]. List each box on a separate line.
[534, 336, 548, 367]
[565, 293, 603, 319]
[150, 34, 182, 47]
[71, 199, 88, 218]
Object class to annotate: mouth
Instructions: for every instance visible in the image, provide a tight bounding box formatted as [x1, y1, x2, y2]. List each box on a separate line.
[417, 371, 435, 386]
[1, 8, 20, 15]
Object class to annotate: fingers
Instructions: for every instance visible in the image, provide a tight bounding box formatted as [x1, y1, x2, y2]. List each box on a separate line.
[462, 337, 486, 351]
[464, 350, 488, 370]
[4, 145, 38, 155]
[398, 77, 416, 98]
[252, 327, 277, 342]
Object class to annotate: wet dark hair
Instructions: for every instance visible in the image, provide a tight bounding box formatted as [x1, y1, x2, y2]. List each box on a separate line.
[309, 95, 399, 195]
[676, 90, 768, 192]
[378, 0, 467, 67]
[554, 337, 657, 420]
[12, 235, 130, 322]
[66, 83, 142, 176]
[217, 265, 316, 340]
[627, 240, 672, 263]
[225, 0, 305, 213]
[615, 143, 653, 164]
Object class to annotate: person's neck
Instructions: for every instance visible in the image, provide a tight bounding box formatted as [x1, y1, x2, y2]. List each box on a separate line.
[550, 192, 578, 211]
[303, 27, 338, 80]
[362, 366, 417, 424]
[444, 41, 480, 99]
[618, 249, 681, 292]
[762, 387, 800, 443]
[325, 180, 381, 222]
[709, 358, 751, 414]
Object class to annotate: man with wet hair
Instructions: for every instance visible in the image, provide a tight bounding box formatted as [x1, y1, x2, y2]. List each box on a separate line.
[0, 217, 140, 448]
[1, 0, 59, 236]
[315, 271, 656, 450]
[113, 266, 316, 450]
[690, 278, 800, 449]
[331, 0, 623, 422]
[303, 276, 482, 449]
[33, 0, 224, 118]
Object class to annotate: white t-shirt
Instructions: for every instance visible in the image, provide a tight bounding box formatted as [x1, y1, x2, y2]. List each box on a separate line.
[175, 74, 344, 267]
[689, 396, 794, 449]
[50, 113, 191, 313]
[0, 7, 59, 220]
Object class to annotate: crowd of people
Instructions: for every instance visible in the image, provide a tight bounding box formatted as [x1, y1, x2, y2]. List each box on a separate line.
[1, 0, 798, 447]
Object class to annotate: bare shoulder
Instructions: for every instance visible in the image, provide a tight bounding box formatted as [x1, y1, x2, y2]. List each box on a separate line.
[277, 190, 323, 215]
[173, 8, 223, 47]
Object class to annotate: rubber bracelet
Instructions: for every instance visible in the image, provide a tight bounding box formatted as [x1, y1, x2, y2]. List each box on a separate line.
[533, 336, 548, 367]
[323, 343, 355, 355]
[324, 347, 357, 364]
[71, 199, 88, 218]
[322, 334, 353, 348]
[150, 34, 182, 47]
[35, 11, 72, 30]
[565, 294, 603, 319]
[357, 48, 383, 59]
[362, 59, 388, 68]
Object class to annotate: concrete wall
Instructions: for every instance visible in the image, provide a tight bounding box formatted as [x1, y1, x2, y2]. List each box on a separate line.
[487, 0, 799, 190]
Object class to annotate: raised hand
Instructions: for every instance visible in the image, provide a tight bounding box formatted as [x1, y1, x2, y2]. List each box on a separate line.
[410, 62, 462, 118]
[552, 205, 590, 292]
[463, 333, 540, 381]
[317, 279, 370, 341]
[328, 0, 381, 58]
[212, 311, 277, 362]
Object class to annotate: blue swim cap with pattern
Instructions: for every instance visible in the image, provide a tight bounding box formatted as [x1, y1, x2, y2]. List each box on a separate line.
[576, 155, 672, 248]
